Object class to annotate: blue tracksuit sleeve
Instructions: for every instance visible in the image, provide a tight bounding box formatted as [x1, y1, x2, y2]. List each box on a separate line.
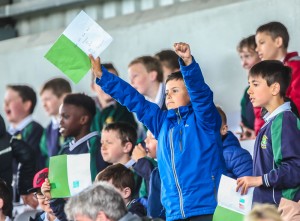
[179, 58, 221, 131]
[96, 68, 166, 138]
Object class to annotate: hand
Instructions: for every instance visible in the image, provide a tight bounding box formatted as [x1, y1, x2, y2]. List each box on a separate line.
[132, 144, 147, 162]
[237, 122, 256, 141]
[236, 176, 262, 195]
[41, 178, 52, 200]
[89, 55, 103, 79]
[21, 193, 38, 209]
[173, 42, 192, 66]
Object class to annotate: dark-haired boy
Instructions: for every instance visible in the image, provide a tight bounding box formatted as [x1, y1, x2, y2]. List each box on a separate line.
[90, 43, 225, 221]
[40, 78, 72, 165]
[4, 85, 45, 171]
[59, 93, 108, 179]
[95, 164, 146, 217]
[255, 21, 300, 112]
[236, 60, 300, 205]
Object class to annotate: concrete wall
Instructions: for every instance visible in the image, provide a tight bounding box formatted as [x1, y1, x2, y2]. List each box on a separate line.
[0, 0, 299, 131]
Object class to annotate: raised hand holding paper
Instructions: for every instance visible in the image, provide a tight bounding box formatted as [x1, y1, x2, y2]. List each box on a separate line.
[213, 175, 254, 221]
[44, 10, 113, 83]
[48, 153, 92, 198]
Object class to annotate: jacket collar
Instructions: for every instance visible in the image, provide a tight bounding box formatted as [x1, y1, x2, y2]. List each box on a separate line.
[167, 104, 192, 121]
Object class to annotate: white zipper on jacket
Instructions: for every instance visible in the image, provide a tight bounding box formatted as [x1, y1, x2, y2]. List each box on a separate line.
[169, 127, 185, 218]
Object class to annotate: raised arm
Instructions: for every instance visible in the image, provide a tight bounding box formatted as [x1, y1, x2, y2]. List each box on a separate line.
[173, 43, 221, 129]
[89, 55, 166, 137]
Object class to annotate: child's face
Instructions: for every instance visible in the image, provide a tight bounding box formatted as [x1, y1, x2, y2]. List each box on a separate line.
[59, 103, 85, 139]
[144, 131, 157, 159]
[128, 63, 153, 97]
[35, 192, 53, 214]
[4, 88, 30, 124]
[41, 89, 64, 116]
[239, 47, 260, 71]
[101, 130, 128, 164]
[165, 79, 190, 109]
[247, 75, 273, 109]
[255, 32, 282, 60]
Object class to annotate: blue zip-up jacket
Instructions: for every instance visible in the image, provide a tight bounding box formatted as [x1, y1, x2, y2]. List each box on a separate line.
[222, 131, 253, 179]
[96, 57, 225, 221]
[253, 106, 300, 204]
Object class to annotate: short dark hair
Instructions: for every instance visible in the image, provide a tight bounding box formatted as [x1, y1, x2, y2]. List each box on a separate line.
[249, 60, 291, 97]
[237, 35, 256, 53]
[166, 71, 183, 84]
[63, 93, 96, 122]
[129, 56, 163, 82]
[103, 122, 137, 155]
[6, 85, 37, 114]
[155, 49, 180, 71]
[0, 179, 13, 218]
[95, 164, 135, 195]
[40, 78, 72, 97]
[256, 21, 289, 49]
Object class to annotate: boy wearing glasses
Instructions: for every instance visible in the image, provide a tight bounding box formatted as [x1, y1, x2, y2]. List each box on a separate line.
[27, 168, 58, 221]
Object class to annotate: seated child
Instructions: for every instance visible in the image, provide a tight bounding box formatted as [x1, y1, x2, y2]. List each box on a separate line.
[95, 164, 146, 217]
[236, 60, 300, 205]
[90, 42, 225, 221]
[216, 106, 253, 179]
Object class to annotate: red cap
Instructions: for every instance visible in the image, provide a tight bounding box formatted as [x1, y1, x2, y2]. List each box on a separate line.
[27, 168, 48, 193]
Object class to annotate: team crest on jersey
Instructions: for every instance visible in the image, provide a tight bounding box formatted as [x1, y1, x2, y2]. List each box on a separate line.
[105, 117, 114, 124]
[261, 135, 268, 149]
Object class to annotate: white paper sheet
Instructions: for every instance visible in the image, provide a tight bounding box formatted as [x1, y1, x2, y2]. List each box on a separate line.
[218, 175, 254, 215]
[63, 10, 113, 58]
[67, 153, 92, 196]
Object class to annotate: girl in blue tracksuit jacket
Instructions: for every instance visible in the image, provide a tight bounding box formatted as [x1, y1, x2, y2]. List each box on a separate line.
[90, 43, 225, 221]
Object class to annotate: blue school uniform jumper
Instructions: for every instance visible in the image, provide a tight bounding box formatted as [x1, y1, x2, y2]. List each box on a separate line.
[253, 102, 300, 204]
[96, 57, 225, 221]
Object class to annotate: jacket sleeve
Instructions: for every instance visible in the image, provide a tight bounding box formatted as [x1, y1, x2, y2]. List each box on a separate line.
[133, 157, 155, 192]
[263, 113, 300, 189]
[10, 137, 36, 195]
[229, 147, 253, 178]
[179, 57, 221, 131]
[96, 68, 167, 138]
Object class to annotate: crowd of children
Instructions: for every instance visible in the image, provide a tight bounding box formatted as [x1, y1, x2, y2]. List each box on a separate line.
[1, 21, 300, 221]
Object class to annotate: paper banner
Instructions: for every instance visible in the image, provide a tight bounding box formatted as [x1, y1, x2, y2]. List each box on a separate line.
[49, 153, 92, 198]
[44, 10, 113, 83]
